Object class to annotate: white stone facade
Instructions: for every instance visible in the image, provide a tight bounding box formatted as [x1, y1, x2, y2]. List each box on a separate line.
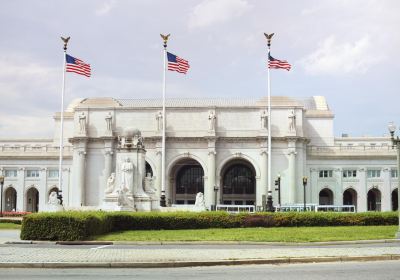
[0, 96, 398, 212]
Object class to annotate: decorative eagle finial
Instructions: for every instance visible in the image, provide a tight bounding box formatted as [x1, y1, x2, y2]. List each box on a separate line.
[264, 33, 274, 47]
[160, 33, 170, 47]
[61, 36, 70, 50]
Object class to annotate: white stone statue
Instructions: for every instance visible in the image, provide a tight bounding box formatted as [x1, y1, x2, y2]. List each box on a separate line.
[105, 112, 112, 132]
[48, 191, 61, 205]
[79, 112, 87, 134]
[156, 111, 163, 131]
[117, 188, 135, 209]
[208, 111, 216, 131]
[261, 110, 268, 129]
[120, 158, 133, 192]
[104, 173, 116, 194]
[144, 172, 156, 194]
[288, 110, 296, 132]
[194, 192, 206, 208]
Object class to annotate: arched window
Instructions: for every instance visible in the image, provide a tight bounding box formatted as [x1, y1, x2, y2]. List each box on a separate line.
[4, 187, 17, 211]
[173, 160, 204, 204]
[319, 188, 334, 205]
[221, 161, 256, 205]
[343, 188, 357, 209]
[367, 188, 381, 211]
[26, 187, 39, 212]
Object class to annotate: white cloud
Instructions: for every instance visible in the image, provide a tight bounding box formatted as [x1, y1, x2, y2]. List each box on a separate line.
[95, 0, 116, 16]
[188, 0, 251, 29]
[0, 113, 53, 138]
[300, 35, 384, 75]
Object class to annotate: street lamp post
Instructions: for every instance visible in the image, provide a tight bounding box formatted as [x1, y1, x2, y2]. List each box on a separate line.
[274, 174, 281, 207]
[388, 122, 400, 238]
[0, 175, 4, 217]
[302, 176, 308, 212]
[213, 186, 219, 211]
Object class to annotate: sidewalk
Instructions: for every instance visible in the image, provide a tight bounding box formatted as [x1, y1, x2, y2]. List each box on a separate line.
[0, 239, 399, 268]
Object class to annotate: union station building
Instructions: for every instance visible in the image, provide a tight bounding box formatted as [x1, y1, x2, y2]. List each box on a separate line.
[0, 96, 398, 212]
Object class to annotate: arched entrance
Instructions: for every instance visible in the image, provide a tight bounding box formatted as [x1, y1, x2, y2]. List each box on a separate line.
[221, 160, 256, 205]
[26, 187, 39, 212]
[4, 187, 17, 211]
[48, 186, 59, 197]
[343, 188, 357, 209]
[319, 188, 333, 205]
[392, 189, 398, 211]
[367, 188, 381, 211]
[145, 161, 153, 177]
[171, 159, 204, 204]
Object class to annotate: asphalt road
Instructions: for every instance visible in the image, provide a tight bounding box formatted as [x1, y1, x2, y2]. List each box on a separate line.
[1, 261, 399, 280]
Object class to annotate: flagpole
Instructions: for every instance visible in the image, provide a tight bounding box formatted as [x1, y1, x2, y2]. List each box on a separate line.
[58, 36, 70, 205]
[160, 34, 170, 207]
[265, 33, 274, 212]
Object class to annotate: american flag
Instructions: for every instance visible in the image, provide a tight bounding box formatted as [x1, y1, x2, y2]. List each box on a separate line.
[268, 55, 291, 71]
[167, 52, 190, 74]
[66, 54, 91, 77]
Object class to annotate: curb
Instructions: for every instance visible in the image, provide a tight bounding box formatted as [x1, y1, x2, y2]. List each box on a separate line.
[6, 239, 397, 246]
[0, 255, 399, 269]
[111, 239, 400, 246]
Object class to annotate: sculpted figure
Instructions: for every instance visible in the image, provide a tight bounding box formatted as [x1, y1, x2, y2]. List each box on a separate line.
[120, 158, 133, 192]
[48, 191, 60, 205]
[194, 192, 206, 207]
[208, 111, 216, 131]
[261, 110, 268, 129]
[156, 111, 163, 131]
[105, 112, 112, 132]
[79, 112, 87, 134]
[117, 188, 135, 209]
[288, 110, 296, 132]
[104, 173, 116, 194]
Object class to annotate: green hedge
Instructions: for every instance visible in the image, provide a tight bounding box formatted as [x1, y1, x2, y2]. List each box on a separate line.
[0, 219, 22, 225]
[20, 211, 399, 241]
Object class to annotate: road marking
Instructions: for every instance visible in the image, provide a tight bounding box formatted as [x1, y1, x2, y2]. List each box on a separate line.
[91, 245, 111, 250]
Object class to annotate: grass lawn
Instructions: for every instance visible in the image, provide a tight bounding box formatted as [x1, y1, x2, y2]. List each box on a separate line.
[93, 225, 397, 242]
[0, 223, 21, 230]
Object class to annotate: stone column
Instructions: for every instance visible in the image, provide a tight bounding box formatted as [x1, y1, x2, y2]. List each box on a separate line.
[205, 138, 216, 208]
[39, 168, 47, 211]
[258, 149, 267, 207]
[207, 150, 216, 208]
[310, 168, 318, 204]
[357, 168, 367, 212]
[334, 168, 342, 206]
[287, 139, 297, 204]
[155, 143, 162, 198]
[382, 168, 391, 211]
[17, 168, 25, 212]
[71, 138, 87, 207]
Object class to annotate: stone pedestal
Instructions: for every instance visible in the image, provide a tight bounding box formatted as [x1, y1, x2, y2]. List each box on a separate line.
[101, 128, 159, 212]
[102, 193, 135, 211]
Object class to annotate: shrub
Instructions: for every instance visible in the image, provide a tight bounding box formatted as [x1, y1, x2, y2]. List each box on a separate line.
[20, 211, 399, 241]
[0, 219, 22, 225]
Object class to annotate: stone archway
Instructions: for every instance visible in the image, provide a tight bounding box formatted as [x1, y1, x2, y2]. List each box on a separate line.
[319, 188, 334, 205]
[145, 161, 153, 177]
[4, 187, 17, 211]
[26, 187, 39, 212]
[367, 188, 381, 211]
[170, 158, 204, 205]
[343, 188, 357, 209]
[392, 189, 398, 211]
[220, 159, 256, 205]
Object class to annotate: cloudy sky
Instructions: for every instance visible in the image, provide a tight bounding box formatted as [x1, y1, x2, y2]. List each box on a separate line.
[0, 0, 399, 138]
